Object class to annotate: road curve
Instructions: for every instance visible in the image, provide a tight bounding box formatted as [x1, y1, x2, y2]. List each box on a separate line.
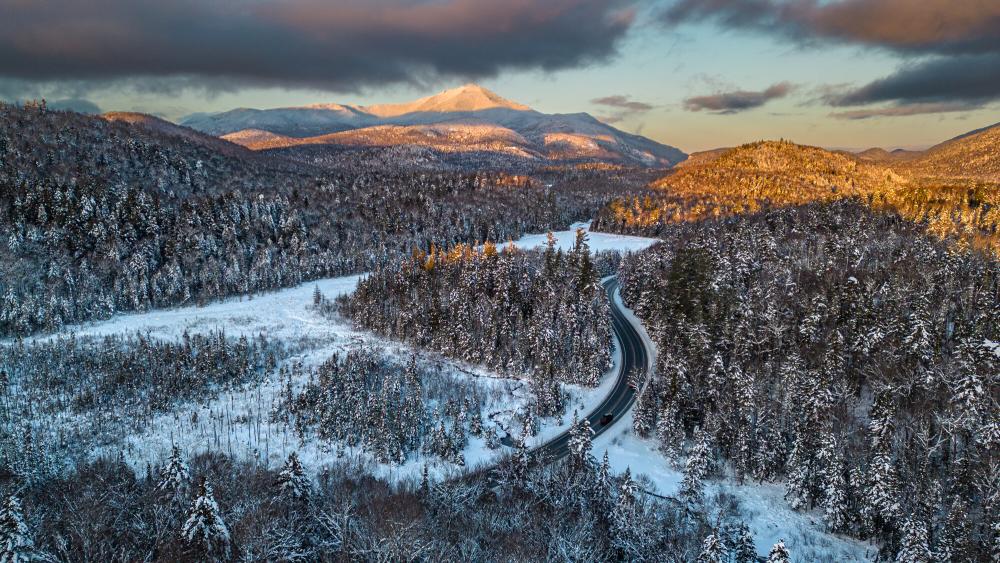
[530, 275, 651, 462]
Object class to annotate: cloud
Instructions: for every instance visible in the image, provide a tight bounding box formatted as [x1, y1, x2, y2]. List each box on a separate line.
[660, 0, 1000, 56]
[592, 95, 654, 112]
[684, 82, 793, 113]
[831, 53, 1000, 106]
[0, 0, 637, 96]
[661, 1, 1000, 115]
[829, 101, 984, 120]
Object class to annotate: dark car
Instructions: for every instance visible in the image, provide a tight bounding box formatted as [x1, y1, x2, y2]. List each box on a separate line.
[600, 413, 614, 426]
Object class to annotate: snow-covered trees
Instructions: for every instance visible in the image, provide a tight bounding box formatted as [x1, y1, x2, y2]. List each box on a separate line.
[616, 201, 998, 558]
[609, 468, 642, 559]
[895, 518, 931, 563]
[732, 524, 757, 563]
[679, 431, 712, 509]
[0, 104, 617, 338]
[766, 539, 791, 563]
[182, 480, 231, 561]
[157, 444, 191, 499]
[567, 411, 594, 477]
[279, 348, 482, 465]
[341, 230, 612, 416]
[276, 452, 311, 502]
[0, 495, 40, 563]
[696, 532, 725, 563]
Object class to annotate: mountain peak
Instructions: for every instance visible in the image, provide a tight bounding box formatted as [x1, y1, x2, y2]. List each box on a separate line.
[364, 83, 532, 117]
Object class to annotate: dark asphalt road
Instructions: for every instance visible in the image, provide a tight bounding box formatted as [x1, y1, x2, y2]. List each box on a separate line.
[529, 276, 650, 463]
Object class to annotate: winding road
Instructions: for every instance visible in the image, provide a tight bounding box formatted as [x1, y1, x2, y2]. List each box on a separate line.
[530, 275, 651, 462]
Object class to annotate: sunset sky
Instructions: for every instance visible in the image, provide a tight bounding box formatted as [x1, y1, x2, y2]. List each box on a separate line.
[2, 0, 997, 152]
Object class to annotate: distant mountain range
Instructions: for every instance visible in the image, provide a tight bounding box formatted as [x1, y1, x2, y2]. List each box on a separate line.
[180, 84, 686, 168]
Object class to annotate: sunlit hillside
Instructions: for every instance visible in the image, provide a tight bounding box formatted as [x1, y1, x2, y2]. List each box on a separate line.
[594, 138, 1000, 255]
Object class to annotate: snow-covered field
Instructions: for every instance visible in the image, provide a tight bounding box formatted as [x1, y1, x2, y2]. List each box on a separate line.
[15, 223, 657, 483]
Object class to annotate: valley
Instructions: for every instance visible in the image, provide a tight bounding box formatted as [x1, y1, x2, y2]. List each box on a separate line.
[0, 87, 996, 563]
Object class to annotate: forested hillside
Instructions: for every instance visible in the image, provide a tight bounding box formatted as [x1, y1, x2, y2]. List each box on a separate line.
[594, 140, 1000, 255]
[0, 103, 614, 336]
[618, 200, 999, 560]
[339, 232, 611, 417]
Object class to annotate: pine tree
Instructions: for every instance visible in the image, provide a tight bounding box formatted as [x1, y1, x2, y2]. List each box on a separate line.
[610, 468, 641, 559]
[895, 518, 931, 563]
[419, 464, 430, 498]
[276, 452, 311, 502]
[157, 444, 190, 498]
[733, 523, 757, 563]
[655, 399, 684, 461]
[680, 430, 711, 509]
[0, 495, 40, 563]
[567, 411, 594, 476]
[933, 498, 971, 562]
[181, 479, 231, 562]
[819, 433, 849, 532]
[697, 532, 726, 563]
[766, 539, 791, 563]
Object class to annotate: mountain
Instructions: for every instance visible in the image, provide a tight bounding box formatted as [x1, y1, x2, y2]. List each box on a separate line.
[183, 84, 686, 168]
[103, 111, 258, 158]
[897, 122, 1000, 181]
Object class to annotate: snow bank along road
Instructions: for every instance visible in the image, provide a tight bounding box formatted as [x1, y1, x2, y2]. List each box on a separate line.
[531, 276, 650, 461]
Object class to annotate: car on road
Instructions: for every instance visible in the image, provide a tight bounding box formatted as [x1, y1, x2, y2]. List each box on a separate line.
[600, 413, 614, 426]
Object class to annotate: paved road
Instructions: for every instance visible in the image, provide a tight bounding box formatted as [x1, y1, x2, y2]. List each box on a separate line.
[529, 275, 650, 462]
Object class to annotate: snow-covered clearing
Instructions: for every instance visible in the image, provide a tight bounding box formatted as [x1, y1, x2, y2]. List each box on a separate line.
[511, 220, 660, 254]
[14, 223, 658, 484]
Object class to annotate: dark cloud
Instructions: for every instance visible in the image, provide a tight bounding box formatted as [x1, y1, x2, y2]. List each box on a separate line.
[0, 0, 636, 95]
[660, 0, 1000, 56]
[661, 1, 1000, 115]
[829, 101, 984, 120]
[592, 95, 654, 112]
[832, 53, 1000, 106]
[684, 82, 793, 113]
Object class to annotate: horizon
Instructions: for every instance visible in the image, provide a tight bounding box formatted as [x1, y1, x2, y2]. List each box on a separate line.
[2, 0, 997, 153]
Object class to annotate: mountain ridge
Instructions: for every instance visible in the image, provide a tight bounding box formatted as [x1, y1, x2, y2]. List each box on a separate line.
[182, 84, 686, 168]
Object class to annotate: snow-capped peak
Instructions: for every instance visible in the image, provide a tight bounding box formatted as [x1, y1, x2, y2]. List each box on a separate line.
[364, 83, 532, 117]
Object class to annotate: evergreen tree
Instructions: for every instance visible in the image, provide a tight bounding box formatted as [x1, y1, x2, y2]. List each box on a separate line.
[610, 468, 641, 560]
[181, 479, 231, 562]
[766, 539, 791, 563]
[697, 532, 725, 563]
[934, 498, 971, 563]
[655, 399, 684, 461]
[895, 518, 931, 563]
[733, 523, 757, 563]
[0, 495, 40, 563]
[680, 430, 711, 509]
[157, 444, 190, 499]
[567, 411, 594, 477]
[819, 434, 849, 532]
[276, 452, 311, 502]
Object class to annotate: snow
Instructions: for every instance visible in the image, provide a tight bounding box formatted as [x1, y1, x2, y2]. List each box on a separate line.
[592, 416, 876, 562]
[505, 221, 660, 255]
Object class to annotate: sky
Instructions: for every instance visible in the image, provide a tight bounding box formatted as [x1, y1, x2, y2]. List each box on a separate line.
[1, 0, 997, 153]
